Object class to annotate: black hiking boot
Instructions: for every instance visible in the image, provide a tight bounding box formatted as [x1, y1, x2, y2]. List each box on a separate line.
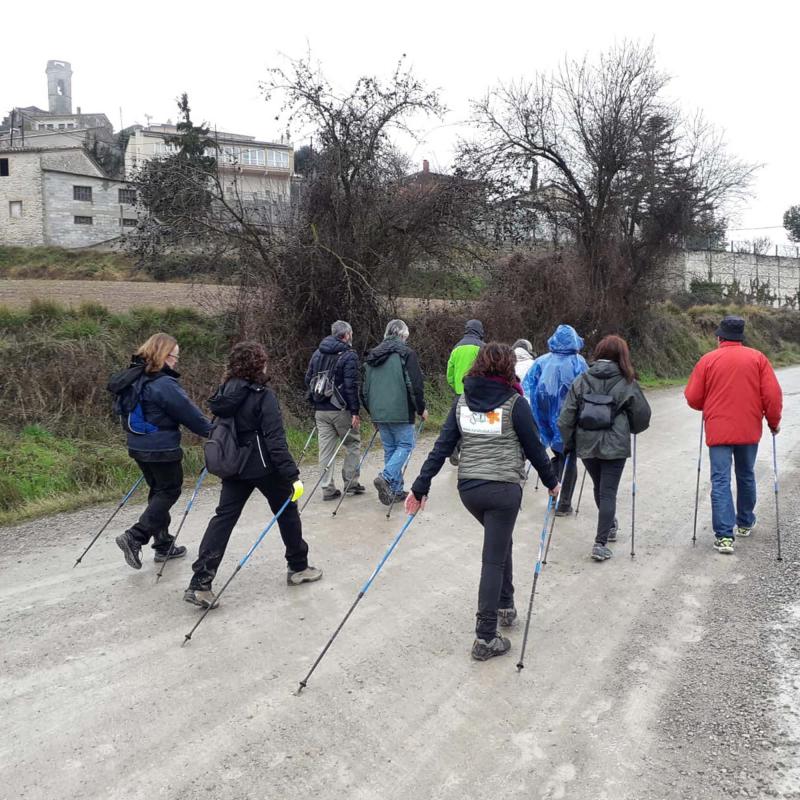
[373, 474, 394, 506]
[346, 482, 366, 495]
[183, 587, 219, 608]
[322, 489, 342, 501]
[393, 490, 409, 502]
[554, 505, 574, 517]
[154, 545, 187, 562]
[498, 607, 518, 627]
[115, 532, 142, 570]
[471, 634, 512, 661]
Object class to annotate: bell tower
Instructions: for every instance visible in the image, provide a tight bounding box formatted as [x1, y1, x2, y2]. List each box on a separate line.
[46, 60, 73, 115]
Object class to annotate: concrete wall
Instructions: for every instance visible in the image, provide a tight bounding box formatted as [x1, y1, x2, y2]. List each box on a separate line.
[0, 150, 46, 245]
[674, 250, 800, 304]
[42, 171, 135, 247]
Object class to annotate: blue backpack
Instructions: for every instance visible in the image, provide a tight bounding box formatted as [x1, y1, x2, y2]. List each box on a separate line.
[107, 364, 162, 435]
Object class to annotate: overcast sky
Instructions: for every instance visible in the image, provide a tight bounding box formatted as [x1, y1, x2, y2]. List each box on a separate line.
[5, 0, 798, 245]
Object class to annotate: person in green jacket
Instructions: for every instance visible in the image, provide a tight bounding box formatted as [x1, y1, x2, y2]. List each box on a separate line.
[558, 335, 651, 563]
[446, 319, 484, 465]
[362, 319, 428, 505]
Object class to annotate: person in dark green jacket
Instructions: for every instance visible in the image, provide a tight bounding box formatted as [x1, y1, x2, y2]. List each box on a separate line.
[558, 335, 651, 562]
[361, 319, 428, 505]
[445, 319, 484, 466]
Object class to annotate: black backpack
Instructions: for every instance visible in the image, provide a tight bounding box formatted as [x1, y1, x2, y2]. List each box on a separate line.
[308, 351, 345, 409]
[204, 415, 253, 479]
[107, 365, 161, 435]
[577, 393, 618, 431]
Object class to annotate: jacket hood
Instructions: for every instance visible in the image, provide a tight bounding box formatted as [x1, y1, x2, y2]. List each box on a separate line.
[514, 346, 534, 363]
[366, 337, 407, 367]
[588, 359, 623, 381]
[464, 319, 484, 339]
[318, 335, 351, 356]
[548, 325, 584, 355]
[208, 377, 264, 417]
[463, 376, 516, 412]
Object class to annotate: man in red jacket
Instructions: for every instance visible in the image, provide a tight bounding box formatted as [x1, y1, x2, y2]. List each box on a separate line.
[684, 315, 783, 555]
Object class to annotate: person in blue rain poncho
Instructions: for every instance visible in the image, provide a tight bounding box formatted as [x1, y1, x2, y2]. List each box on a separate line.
[522, 325, 588, 515]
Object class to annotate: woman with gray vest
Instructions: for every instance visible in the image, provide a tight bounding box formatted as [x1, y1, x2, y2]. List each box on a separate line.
[405, 343, 560, 661]
[558, 335, 651, 562]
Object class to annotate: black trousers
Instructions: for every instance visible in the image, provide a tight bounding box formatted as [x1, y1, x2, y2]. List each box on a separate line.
[190, 474, 309, 590]
[127, 459, 183, 552]
[582, 457, 626, 545]
[551, 449, 578, 511]
[459, 481, 522, 641]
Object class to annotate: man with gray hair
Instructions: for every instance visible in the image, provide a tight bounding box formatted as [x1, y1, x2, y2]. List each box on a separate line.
[304, 320, 363, 500]
[361, 319, 428, 505]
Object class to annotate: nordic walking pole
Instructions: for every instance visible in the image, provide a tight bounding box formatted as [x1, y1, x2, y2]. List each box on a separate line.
[630, 435, 637, 559]
[524, 462, 540, 490]
[73, 475, 144, 567]
[542, 454, 570, 565]
[386, 419, 425, 520]
[332, 428, 378, 516]
[182, 495, 293, 645]
[772, 432, 783, 562]
[692, 418, 704, 547]
[296, 511, 419, 694]
[575, 467, 587, 516]
[517, 495, 555, 672]
[299, 428, 351, 514]
[155, 468, 208, 582]
[297, 426, 318, 469]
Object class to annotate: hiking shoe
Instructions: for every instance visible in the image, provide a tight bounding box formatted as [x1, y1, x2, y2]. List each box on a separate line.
[554, 505, 574, 517]
[393, 490, 409, 502]
[498, 607, 518, 627]
[153, 545, 187, 562]
[471, 634, 512, 661]
[449, 452, 460, 467]
[183, 588, 219, 608]
[373, 474, 394, 506]
[737, 521, 756, 538]
[115, 532, 142, 570]
[606, 520, 619, 542]
[713, 537, 735, 554]
[591, 543, 613, 561]
[322, 489, 342, 501]
[346, 482, 366, 495]
[287, 566, 323, 586]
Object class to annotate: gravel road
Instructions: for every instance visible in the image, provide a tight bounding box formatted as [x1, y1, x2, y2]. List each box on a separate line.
[2, 375, 799, 799]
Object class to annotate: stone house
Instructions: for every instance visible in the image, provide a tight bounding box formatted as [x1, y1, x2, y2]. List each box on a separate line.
[0, 146, 137, 247]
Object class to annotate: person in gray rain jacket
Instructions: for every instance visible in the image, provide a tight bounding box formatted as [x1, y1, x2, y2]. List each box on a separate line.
[558, 335, 651, 562]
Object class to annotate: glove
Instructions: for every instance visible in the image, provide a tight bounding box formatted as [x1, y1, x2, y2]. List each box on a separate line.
[291, 480, 304, 502]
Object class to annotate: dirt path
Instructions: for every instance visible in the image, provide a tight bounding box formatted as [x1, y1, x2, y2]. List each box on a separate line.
[1, 375, 799, 799]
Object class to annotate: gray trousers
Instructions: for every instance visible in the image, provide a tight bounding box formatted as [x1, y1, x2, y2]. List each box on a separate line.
[316, 409, 361, 492]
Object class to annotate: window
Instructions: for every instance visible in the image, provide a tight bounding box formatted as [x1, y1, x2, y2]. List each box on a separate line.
[154, 142, 178, 156]
[38, 124, 45, 130]
[221, 146, 240, 164]
[0, 159, 8, 177]
[266, 149, 290, 169]
[58, 123, 66, 130]
[118, 188, 137, 204]
[240, 148, 265, 167]
[74, 216, 93, 225]
[120, 218, 138, 228]
[9, 201, 22, 218]
[73, 185, 92, 202]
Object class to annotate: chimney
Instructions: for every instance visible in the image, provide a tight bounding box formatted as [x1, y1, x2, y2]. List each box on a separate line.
[423, 159, 430, 174]
[77, 106, 81, 115]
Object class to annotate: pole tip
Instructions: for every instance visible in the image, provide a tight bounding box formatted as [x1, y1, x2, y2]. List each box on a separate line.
[181, 635, 191, 647]
[295, 682, 306, 696]
[516, 662, 524, 672]
[73, 560, 80, 568]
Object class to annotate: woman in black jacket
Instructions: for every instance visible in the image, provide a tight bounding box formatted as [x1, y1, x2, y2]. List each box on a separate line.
[405, 343, 560, 661]
[113, 332, 211, 570]
[185, 342, 322, 609]
[558, 335, 651, 563]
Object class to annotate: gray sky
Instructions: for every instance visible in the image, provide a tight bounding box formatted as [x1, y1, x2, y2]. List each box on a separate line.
[5, 0, 798, 244]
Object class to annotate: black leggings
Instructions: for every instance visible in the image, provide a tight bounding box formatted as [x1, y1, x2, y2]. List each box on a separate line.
[459, 481, 522, 640]
[127, 459, 183, 552]
[190, 474, 309, 589]
[582, 458, 626, 545]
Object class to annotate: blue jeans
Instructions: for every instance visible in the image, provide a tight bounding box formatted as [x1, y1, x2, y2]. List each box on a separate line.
[708, 444, 758, 539]
[377, 423, 416, 493]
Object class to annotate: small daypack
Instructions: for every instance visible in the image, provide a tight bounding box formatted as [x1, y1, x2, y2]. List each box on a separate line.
[204, 416, 252, 479]
[578, 393, 618, 431]
[107, 365, 161, 435]
[308, 351, 345, 409]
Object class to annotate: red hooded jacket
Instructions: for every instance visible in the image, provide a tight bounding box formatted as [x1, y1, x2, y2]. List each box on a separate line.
[684, 342, 782, 446]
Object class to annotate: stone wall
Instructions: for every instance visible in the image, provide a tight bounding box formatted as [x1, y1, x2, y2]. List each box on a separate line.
[0, 150, 46, 245]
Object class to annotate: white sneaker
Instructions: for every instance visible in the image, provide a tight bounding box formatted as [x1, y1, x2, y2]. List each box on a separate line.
[287, 566, 323, 586]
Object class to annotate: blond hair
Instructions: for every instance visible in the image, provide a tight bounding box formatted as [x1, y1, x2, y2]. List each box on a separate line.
[136, 333, 178, 374]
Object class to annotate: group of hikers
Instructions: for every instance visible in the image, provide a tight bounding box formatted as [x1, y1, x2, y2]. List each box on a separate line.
[107, 312, 783, 661]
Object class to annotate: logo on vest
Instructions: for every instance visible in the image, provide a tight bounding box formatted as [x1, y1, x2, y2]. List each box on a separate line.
[460, 406, 503, 435]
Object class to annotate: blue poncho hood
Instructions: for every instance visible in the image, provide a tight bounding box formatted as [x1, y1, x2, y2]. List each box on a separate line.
[548, 325, 584, 355]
